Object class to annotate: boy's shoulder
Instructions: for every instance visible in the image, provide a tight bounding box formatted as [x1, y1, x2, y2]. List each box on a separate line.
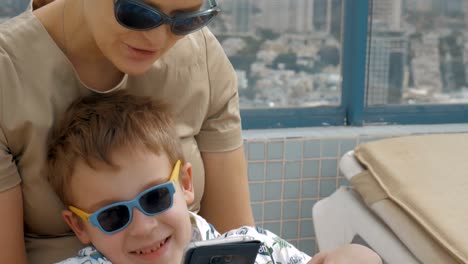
[55, 246, 111, 264]
[191, 214, 312, 264]
[223, 226, 312, 264]
[189, 212, 221, 242]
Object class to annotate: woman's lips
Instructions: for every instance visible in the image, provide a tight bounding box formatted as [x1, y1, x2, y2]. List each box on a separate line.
[125, 44, 158, 60]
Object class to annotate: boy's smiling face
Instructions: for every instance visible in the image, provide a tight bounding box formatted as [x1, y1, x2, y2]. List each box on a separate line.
[63, 148, 194, 264]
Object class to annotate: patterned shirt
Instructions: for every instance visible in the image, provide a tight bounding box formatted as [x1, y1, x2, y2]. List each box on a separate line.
[57, 213, 311, 264]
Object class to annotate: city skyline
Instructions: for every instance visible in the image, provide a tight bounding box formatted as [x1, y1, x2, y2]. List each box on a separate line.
[213, 0, 468, 107]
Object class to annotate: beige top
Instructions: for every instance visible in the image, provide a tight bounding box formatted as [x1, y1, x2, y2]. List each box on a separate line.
[0, 11, 242, 264]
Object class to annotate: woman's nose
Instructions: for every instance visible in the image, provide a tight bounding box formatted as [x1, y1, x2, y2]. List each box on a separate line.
[126, 207, 159, 236]
[142, 24, 172, 46]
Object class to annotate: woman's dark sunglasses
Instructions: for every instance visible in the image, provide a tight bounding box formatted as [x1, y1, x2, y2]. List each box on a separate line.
[69, 160, 181, 235]
[114, 0, 220, 35]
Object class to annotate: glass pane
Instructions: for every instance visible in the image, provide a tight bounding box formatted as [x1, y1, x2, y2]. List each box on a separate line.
[0, 0, 30, 21]
[366, 0, 468, 106]
[210, 0, 344, 109]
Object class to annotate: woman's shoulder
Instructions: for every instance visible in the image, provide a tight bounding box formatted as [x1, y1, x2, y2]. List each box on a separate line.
[0, 11, 71, 93]
[1, 12, 41, 48]
[0, 11, 62, 68]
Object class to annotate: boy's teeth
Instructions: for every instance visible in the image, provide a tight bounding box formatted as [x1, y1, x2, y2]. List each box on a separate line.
[137, 239, 166, 255]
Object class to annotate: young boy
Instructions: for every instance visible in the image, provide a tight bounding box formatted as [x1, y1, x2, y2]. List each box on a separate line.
[47, 91, 382, 264]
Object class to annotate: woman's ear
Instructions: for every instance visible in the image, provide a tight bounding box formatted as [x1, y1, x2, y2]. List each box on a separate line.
[62, 210, 92, 245]
[180, 162, 194, 205]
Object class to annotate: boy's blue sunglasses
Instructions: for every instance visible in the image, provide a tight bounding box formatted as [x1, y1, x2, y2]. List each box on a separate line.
[69, 160, 181, 235]
[114, 0, 220, 35]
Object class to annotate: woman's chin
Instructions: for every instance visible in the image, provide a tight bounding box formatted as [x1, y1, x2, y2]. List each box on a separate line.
[118, 62, 154, 76]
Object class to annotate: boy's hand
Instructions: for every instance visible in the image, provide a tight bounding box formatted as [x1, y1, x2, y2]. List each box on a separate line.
[309, 244, 382, 264]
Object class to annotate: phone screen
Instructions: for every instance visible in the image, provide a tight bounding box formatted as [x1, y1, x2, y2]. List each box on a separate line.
[211, 255, 252, 264]
[183, 238, 261, 264]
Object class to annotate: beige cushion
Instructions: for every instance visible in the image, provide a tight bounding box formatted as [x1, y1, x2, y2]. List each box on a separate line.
[351, 171, 458, 264]
[353, 133, 468, 263]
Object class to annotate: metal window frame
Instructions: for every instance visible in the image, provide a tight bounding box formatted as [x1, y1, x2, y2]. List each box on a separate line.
[241, 0, 468, 129]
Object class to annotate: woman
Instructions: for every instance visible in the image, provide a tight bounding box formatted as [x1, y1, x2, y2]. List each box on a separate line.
[0, 0, 254, 263]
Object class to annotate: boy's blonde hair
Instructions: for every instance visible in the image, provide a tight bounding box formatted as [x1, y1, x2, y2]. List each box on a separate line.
[47, 91, 185, 206]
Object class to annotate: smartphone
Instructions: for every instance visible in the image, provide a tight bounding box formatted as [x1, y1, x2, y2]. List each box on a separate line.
[182, 236, 261, 264]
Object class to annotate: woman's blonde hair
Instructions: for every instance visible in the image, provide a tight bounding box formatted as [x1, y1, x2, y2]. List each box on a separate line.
[47, 90, 185, 205]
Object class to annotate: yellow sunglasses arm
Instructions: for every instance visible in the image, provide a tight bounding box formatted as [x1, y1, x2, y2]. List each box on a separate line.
[169, 160, 181, 183]
[69, 205, 91, 221]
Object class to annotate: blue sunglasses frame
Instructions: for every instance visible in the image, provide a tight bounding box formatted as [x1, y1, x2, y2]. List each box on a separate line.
[114, 0, 221, 35]
[69, 160, 181, 235]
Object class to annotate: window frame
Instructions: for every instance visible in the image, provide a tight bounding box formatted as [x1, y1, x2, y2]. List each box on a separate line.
[240, 0, 468, 129]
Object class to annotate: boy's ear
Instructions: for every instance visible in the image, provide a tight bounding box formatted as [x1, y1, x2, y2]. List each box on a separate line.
[62, 210, 92, 245]
[180, 162, 194, 205]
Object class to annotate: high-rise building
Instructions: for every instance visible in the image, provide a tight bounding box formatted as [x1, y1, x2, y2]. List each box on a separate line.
[416, 0, 464, 15]
[429, 0, 464, 15]
[366, 0, 405, 105]
[445, 0, 464, 15]
[404, 0, 432, 13]
[312, 0, 329, 32]
[410, 33, 443, 94]
[255, 1, 291, 33]
[329, 0, 344, 42]
[463, 1, 468, 82]
[464, 0, 468, 26]
[372, 0, 402, 30]
[439, 33, 466, 92]
[231, 0, 254, 34]
[254, 0, 343, 36]
[289, 0, 314, 33]
[366, 30, 407, 105]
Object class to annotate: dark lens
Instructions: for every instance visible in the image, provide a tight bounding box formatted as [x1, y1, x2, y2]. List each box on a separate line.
[97, 205, 130, 232]
[116, 1, 163, 29]
[140, 186, 172, 214]
[173, 13, 216, 34]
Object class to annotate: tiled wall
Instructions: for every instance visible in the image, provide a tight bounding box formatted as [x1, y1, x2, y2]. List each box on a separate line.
[243, 124, 468, 257]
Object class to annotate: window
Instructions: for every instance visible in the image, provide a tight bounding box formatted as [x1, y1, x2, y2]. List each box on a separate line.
[211, 0, 468, 128]
[210, 0, 346, 128]
[362, 0, 468, 125]
[367, 0, 468, 106]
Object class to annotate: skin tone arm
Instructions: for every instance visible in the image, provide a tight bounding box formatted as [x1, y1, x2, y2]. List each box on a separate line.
[309, 244, 383, 264]
[199, 146, 255, 232]
[0, 185, 27, 263]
